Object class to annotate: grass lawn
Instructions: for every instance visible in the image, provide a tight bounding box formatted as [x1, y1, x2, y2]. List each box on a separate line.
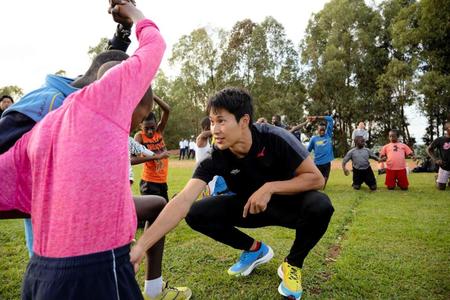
[1, 158, 449, 299]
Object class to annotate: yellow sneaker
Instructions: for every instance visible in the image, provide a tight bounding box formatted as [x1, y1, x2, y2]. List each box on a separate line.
[143, 282, 192, 300]
[277, 261, 303, 300]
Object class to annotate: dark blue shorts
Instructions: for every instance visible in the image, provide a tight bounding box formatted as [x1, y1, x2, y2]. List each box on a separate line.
[21, 244, 143, 300]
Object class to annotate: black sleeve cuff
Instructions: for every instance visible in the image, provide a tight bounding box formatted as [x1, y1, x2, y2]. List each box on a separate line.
[107, 24, 132, 52]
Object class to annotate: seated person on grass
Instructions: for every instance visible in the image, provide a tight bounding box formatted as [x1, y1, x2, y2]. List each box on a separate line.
[426, 121, 450, 190]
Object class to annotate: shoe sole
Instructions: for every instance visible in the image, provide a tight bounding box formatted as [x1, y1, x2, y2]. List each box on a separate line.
[184, 288, 193, 300]
[278, 283, 301, 300]
[231, 246, 274, 277]
[277, 264, 283, 279]
[277, 265, 302, 300]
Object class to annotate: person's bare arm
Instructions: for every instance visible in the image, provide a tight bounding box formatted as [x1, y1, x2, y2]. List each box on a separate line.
[342, 152, 351, 176]
[130, 178, 206, 272]
[130, 151, 169, 164]
[196, 130, 212, 148]
[154, 95, 170, 133]
[289, 120, 309, 133]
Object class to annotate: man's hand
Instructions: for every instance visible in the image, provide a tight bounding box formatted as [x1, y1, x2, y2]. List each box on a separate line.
[108, 0, 140, 27]
[435, 159, 443, 166]
[380, 156, 387, 162]
[109, 0, 136, 12]
[242, 184, 272, 218]
[343, 168, 350, 176]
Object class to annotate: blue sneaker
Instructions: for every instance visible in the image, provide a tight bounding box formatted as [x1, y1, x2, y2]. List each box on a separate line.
[227, 242, 274, 276]
[277, 261, 303, 300]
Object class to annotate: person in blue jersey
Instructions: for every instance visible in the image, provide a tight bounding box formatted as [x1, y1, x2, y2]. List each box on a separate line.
[307, 115, 335, 189]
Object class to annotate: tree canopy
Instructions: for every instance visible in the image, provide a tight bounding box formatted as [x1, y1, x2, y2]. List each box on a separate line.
[2, 0, 448, 153]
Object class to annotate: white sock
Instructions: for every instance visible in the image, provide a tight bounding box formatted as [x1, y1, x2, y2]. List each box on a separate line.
[144, 277, 163, 298]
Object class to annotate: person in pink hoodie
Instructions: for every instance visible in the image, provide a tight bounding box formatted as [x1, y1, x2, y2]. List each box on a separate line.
[0, 2, 185, 299]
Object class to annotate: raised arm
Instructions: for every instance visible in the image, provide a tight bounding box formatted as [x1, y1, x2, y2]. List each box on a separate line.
[107, 23, 132, 52]
[154, 95, 170, 133]
[196, 130, 212, 148]
[79, 2, 166, 132]
[289, 119, 309, 133]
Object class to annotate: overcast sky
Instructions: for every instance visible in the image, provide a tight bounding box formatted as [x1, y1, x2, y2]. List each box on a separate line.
[1, 0, 426, 141]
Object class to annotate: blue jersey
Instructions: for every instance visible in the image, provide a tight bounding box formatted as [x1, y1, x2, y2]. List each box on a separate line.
[307, 116, 334, 165]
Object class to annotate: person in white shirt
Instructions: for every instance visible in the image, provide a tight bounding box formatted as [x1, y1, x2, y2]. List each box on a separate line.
[188, 139, 196, 159]
[179, 139, 186, 160]
[351, 121, 369, 146]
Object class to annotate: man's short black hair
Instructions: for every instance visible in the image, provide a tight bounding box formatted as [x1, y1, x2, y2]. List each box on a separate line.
[1, 95, 13, 102]
[207, 87, 253, 124]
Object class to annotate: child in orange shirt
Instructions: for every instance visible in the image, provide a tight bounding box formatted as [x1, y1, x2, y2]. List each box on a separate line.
[380, 130, 415, 190]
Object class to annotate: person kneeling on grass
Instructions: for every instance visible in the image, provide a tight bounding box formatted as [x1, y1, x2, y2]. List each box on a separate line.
[426, 121, 450, 190]
[342, 136, 380, 191]
[130, 87, 334, 300]
[380, 129, 415, 190]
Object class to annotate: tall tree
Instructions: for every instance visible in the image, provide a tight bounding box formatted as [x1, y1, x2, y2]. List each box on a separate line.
[166, 27, 226, 148]
[301, 0, 382, 153]
[218, 18, 305, 122]
[88, 37, 109, 60]
[392, 0, 450, 142]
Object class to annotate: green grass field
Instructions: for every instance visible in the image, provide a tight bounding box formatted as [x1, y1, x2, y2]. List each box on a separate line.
[1, 158, 449, 299]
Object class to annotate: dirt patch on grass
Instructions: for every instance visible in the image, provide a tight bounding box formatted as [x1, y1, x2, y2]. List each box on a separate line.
[168, 158, 196, 168]
[326, 244, 341, 263]
[309, 286, 322, 295]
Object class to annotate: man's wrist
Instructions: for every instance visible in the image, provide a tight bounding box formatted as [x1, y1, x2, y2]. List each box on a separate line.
[264, 182, 275, 195]
[117, 23, 132, 39]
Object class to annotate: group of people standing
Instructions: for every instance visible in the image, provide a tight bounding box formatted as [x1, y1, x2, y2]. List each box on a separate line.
[178, 138, 196, 160]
